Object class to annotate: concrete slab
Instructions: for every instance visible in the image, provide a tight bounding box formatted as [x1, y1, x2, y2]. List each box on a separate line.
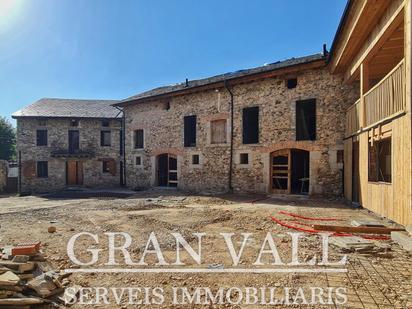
[351, 219, 385, 227]
[391, 231, 412, 253]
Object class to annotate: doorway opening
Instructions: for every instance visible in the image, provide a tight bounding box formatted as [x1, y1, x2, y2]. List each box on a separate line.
[157, 154, 178, 187]
[66, 161, 83, 186]
[271, 149, 309, 194]
[352, 141, 360, 203]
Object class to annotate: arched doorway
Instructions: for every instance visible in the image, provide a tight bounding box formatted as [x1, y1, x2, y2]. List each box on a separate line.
[271, 149, 309, 194]
[157, 154, 178, 187]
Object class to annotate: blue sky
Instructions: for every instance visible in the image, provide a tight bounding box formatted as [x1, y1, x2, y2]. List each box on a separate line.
[0, 0, 346, 125]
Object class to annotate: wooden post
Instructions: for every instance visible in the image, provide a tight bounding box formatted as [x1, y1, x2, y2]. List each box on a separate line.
[360, 62, 369, 127]
[405, 0, 412, 216]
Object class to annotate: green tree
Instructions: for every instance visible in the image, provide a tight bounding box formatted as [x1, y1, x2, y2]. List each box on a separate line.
[0, 117, 16, 160]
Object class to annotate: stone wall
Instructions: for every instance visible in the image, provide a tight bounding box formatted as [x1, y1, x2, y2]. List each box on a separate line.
[16, 118, 122, 193]
[124, 66, 359, 195]
[0, 160, 7, 193]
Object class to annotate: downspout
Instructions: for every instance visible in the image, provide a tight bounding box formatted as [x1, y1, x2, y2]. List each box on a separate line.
[224, 81, 234, 192]
[18, 150, 22, 194]
[115, 106, 126, 187]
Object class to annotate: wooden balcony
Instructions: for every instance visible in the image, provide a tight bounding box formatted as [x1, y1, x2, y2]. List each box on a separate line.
[345, 99, 361, 136]
[345, 59, 405, 136]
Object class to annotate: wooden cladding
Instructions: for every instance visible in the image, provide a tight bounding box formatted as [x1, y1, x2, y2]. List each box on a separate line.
[364, 59, 405, 127]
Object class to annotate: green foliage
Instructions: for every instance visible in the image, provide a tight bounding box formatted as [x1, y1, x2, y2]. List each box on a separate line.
[0, 117, 16, 160]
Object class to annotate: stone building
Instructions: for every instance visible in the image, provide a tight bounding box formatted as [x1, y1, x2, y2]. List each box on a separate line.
[12, 99, 123, 193]
[114, 54, 358, 195]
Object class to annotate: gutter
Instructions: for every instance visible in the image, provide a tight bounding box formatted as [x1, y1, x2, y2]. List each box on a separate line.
[115, 106, 126, 187]
[224, 81, 234, 192]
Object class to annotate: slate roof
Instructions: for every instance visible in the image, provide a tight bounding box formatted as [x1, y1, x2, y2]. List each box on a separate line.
[12, 98, 121, 119]
[116, 53, 325, 105]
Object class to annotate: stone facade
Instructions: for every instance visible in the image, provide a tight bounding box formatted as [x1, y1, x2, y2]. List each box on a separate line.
[124, 66, 359, 195]
[16, 118, 122, 193]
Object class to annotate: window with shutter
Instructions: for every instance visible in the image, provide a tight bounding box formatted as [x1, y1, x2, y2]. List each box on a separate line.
[211, 119, 227, 144]
[37, 161, 48, 178]
[242, 107, 259, 144]
[296, 99, 316, 141]
[134, 130, 144, 149]
[101, 130, 111, 146]
[184, 115, 196, 147]
[36, 130, 48, 146]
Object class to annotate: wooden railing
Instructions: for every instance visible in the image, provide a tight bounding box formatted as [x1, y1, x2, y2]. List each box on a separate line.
[364, 59, 405, 127]
[345, 99, 361, 136]
[345, 59, 405, 136]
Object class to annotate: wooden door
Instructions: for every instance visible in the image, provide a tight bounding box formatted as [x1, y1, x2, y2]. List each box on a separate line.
[271, 149, 291, 194]
[168, 155, 178, 187]
[67, 161, 77, 185]
[157, 154, 169, 186]
[67, 161, 83, 186]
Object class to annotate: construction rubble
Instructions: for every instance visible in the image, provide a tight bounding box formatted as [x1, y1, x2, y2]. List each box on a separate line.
[0, 241, 78, 308]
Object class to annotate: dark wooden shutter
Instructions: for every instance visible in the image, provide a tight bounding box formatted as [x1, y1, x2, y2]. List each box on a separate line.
[211, 119, 227, 144]
[22, 160, 36, 179]
[296, 99, 316, 141]
[108, 160, 117, 176]
[242, 107, 259, 144]
[184, 115, 197, 147]
[36, 130, 48, 146]
[134, 130, 144, 148]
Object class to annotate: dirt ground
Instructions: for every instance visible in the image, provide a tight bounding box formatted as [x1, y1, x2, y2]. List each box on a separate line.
[0, 190, 411, 308]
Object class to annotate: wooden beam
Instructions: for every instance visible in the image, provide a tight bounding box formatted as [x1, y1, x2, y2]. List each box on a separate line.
[330, 0, 391, 73]
[348, 4, 405, 78]
[312, 224, 405, 234]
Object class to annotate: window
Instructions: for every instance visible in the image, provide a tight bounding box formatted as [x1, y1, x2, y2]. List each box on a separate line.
[102, 160, 110, 173]
[296, 99, 316, 141]
[184, 115, 197, 147]
[369, 137, 391, 183]
[36, 130, 48, 146]
[337, 150, 344, 164]
[134, 129, 144, 149]
[242, 107, 259, 144]
[70, 119, 79, 127]
[101, 130, 111, 146]
[211, 119, 227, 144]
[192, 154, 200, 165]
[286, 78, 297, 89]
[37, 119, 47, 126]
[164, 102, 171, 110]
[68, 130, 80, 153]
[37, 161, 48, 178]
[135, 156, 142, 166]
[102, 120, 110, 127]
[240, 153, 249, 165]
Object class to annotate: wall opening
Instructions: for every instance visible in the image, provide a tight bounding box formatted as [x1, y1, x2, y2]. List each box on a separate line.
[271, 149, 310, 195]
[157, 154, 178, 187]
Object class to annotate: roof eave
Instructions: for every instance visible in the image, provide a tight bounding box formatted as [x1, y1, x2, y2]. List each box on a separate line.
[114, 57, 326, 107]
[12, 115, 122, 120]
[327, 0, 353, 64]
